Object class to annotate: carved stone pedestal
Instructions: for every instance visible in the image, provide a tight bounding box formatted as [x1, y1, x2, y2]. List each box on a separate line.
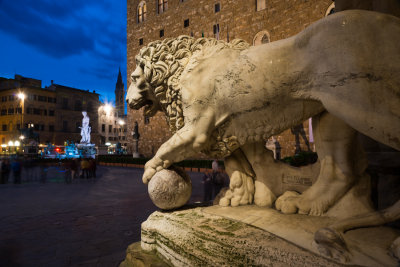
[120, 206, 399, 266]
[132, 139, 140, 158]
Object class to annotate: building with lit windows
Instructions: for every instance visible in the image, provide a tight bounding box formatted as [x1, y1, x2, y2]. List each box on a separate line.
[0, 74, 101, 150]
[98, 69, 128, 152]
[127, 0, 334, 157]
[98, 104, 127, 147]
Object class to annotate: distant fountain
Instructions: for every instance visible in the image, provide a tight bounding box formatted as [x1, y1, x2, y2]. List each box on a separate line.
[42, 112, 96, 159]
[76, 111, 96, 158]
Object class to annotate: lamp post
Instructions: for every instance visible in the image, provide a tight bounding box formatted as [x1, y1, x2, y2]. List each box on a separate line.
[99, 103, 113, 145]
[17, 92, 25, 131]
[17, 93, 25, 154]
[118, 119, 125, 154]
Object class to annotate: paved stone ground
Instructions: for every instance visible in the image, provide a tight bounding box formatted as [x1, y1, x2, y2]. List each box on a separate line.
[0, 166, 204, 267]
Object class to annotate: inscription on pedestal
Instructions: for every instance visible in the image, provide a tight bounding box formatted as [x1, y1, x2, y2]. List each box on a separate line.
[282, 174, 313, 186]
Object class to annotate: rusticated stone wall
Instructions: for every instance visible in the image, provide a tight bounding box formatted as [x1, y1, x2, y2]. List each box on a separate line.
[127, 0, 333, 158]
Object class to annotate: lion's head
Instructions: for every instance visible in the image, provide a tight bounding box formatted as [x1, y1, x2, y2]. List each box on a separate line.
[127, 35, 249, 133]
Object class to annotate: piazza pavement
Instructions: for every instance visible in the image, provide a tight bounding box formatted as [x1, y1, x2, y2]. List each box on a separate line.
[0, 165, 204, 266]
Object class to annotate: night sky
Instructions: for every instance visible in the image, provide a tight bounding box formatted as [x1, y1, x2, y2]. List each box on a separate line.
[0, 0, 126, 105]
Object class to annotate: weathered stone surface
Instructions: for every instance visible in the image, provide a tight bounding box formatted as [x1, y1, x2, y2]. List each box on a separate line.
[123, 206, 398, 266]
[148, 168, 192, 210]
[120, 206, 399, 266]
[140, 208, 342, 267]
[119, 242, 166, 267]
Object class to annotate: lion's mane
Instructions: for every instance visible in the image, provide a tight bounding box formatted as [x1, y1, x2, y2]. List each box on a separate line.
[135, 35, 249, 133]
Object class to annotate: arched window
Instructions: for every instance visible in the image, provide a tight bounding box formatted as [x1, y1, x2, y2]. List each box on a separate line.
[325, 2, 335, 16]
[157, 0, 168, 14]
[253, 30, 270, 46]
[137, 1, 147, 23]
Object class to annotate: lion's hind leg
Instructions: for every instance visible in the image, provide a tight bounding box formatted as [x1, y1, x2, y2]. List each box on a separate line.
[315, 199, 400, 261]
[276, 112, 366, 215]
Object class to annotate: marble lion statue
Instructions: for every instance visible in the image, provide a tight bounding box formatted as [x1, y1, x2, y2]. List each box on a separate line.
[127, 9, 400, 260]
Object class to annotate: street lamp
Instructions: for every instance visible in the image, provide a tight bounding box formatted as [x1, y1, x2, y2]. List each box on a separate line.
[104, 104, 112, 114]
[118, 120, 125, 154]
[17, 92, 25, 131]
[17, 92, 25, 101]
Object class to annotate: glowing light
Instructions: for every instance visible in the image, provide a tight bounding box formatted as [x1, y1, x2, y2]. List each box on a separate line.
[105, 142, 111, 146]
[19, 135, 25, 140]
[14, 141, 20, 146]
[118, 120, 125, 125]
[104, 104, 113, 114]
[1, 144, 6, 148]
[8, 141, 14, 146]
[17, 92, 25, 100]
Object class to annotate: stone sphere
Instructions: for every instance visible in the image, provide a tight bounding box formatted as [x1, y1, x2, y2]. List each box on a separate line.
[148, 168, 192, 210]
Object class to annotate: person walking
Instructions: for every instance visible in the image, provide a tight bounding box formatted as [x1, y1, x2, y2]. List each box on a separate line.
[212, 159, 219, 173]
[11, 159, 22, 184]
[0, 159, 3, 184]
[80, 158, 89, 179]
[63, 160, 72, 184]
[213, 166, 229, 198]
[70, 158, 78, 181]
[202, 169, 213, 202]
[88, 158, 97, 179]
[1, 159, 10, 184]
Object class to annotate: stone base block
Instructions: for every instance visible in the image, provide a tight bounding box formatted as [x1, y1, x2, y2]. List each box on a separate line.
[121, 206, 399, 266]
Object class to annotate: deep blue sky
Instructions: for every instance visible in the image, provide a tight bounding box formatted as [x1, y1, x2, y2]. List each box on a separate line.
[0, 0, 126, 105]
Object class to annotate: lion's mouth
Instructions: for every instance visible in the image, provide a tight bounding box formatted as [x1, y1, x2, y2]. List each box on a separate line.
[143, 100, 157, 117]
[129, 97, 147, 110]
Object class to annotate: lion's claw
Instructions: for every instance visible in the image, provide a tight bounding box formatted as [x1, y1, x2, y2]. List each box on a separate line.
[143, 157, 165, 184]
[143, 167, 156, 184]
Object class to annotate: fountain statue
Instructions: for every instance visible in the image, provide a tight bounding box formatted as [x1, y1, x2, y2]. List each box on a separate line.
[80, 111, 91, 144]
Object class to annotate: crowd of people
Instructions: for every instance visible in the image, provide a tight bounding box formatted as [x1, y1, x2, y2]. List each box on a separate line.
[1, 157, 229, 201]
[0, 157, 97, 184]
[63, 158, 97, 183]
[0, 158, 26, 184]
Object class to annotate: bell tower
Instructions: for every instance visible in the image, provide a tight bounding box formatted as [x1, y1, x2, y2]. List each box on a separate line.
[115, 67, 125, 117]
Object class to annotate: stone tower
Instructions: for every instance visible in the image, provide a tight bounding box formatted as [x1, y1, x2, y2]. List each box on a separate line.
[115, 67, 125, 117]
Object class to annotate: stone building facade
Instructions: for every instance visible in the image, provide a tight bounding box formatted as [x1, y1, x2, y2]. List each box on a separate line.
[98, 105, 128, 147]
[48, 83, 101, 145]
[0, 74, 101, 147]
[98, 69, 128, 152]
[127, 0, 334, 158]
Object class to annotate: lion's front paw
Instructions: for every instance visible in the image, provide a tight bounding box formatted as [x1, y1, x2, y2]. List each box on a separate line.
[143, 157, 164, 184]
[143, 167, 156, 184]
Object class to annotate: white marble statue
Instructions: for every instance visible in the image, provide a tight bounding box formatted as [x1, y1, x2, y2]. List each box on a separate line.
[80, 111, 91, 144]
[127, 10, 400, 262]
